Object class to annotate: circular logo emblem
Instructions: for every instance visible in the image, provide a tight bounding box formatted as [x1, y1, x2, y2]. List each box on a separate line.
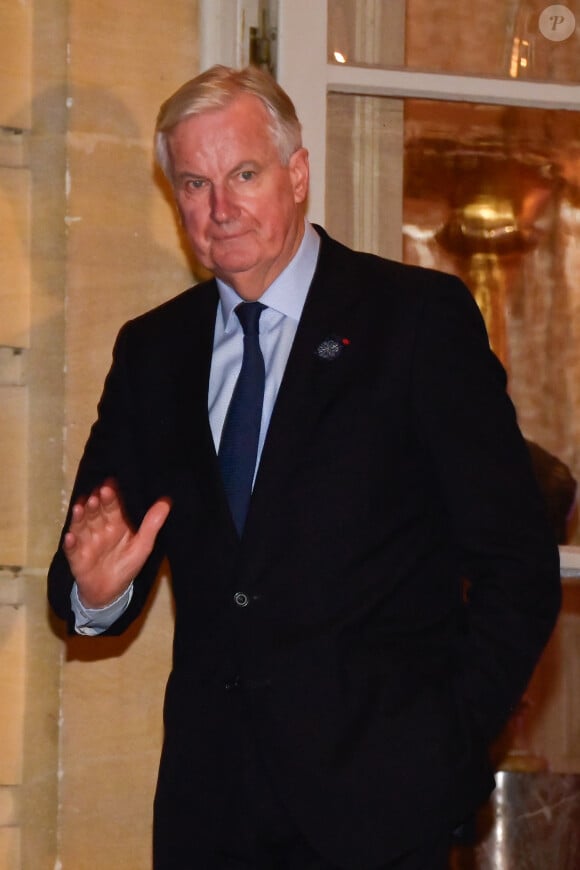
[539, 5, 576, 42]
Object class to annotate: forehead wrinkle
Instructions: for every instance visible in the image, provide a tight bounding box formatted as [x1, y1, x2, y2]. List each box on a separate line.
[169, 95, 279, 174]
[175, 136, 253, 172]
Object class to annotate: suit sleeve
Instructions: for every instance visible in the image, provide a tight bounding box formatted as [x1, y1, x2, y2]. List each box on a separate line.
[411, 275, 561, 742]
[47, 323, 167, 636]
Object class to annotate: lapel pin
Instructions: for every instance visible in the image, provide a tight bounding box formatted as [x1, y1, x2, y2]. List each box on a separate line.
[315, 336, 350, 361]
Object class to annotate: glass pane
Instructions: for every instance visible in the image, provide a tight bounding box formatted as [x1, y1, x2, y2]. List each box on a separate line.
[328, 0, 580, 84]
[327, 92, 580, 543]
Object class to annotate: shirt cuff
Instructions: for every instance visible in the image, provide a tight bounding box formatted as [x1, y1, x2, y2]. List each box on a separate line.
[71, 582, 133, 636]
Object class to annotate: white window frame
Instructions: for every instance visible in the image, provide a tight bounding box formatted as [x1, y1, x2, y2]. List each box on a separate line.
[200, 0, 580, 225]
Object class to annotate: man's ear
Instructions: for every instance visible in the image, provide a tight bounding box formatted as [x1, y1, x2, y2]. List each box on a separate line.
[289, 148, 310, 204]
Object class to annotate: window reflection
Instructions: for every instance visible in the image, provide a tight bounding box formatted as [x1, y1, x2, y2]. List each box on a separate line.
[326, 93, 580, 541]
[327, 0, 580, 83]
[403, 99, 580, 541]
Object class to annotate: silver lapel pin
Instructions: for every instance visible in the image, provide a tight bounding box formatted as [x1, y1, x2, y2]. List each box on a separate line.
[315, 336, 350, 361]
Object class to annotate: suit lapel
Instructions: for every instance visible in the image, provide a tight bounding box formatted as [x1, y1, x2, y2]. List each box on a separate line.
[244, 232, 361, 540]
[164, 282, 239, 542]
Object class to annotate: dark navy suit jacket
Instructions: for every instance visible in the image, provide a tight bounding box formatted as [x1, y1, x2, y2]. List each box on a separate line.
[48, 228, 561, 868]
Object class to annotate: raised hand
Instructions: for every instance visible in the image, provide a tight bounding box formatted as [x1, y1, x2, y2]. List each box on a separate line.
[63, 478, 171, 609]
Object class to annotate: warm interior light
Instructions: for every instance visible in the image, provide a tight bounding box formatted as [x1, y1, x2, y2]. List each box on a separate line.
[333, 51, 347, 64]
[509, 37, 531, 78]
[509, 38, 520, 78]
[462, 195, 516, 234]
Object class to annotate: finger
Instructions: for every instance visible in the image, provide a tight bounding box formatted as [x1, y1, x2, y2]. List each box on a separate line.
[151, 496, 172, 526]
[67, 502, 88, 536]
[99, 478, 122, 506]
[63, 530, 78, 553]
[135, 498, 172, 551]
[84, 491, 106, 522]
[70, 501, 85, 523]
[82, 482, 121, 529]
[99, 485, 125, 520]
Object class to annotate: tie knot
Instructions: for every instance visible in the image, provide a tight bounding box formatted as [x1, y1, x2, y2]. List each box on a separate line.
[235, 301, 265, 336]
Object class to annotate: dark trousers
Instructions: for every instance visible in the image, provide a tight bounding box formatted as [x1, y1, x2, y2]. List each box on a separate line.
[154, 719, 451, 870]
[217, 834, 450, 870]
[211, 727, 450, 870]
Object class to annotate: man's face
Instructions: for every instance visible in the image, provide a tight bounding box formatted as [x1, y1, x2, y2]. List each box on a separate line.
[167, 93, 309, 299]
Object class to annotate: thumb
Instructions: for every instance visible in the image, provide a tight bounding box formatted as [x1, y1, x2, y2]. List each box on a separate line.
[137, 497, 172, 550]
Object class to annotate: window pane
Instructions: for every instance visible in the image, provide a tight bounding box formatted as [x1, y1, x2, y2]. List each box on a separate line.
[327, 92, 580, 541]
[328, 0, 580, 84]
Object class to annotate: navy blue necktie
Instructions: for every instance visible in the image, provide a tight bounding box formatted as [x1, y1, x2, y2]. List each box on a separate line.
[218, 302, 266, 535]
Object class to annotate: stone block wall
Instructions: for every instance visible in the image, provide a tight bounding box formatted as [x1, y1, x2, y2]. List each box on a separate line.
[0, 1, 199, 866]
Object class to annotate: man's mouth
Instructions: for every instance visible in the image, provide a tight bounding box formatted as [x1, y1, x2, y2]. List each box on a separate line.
[211, 228, 251, 243]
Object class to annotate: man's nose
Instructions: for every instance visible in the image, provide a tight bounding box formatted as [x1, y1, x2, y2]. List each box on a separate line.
[210, 185, 239, 223]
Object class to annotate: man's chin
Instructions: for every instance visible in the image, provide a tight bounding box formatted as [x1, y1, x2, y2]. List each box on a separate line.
[209, 248, 259, 279]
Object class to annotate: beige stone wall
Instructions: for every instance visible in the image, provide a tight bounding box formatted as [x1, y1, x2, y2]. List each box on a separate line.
[0, 0, 199, 867]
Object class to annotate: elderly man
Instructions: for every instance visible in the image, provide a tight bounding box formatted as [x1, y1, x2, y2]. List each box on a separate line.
[48, 65, 561, 870]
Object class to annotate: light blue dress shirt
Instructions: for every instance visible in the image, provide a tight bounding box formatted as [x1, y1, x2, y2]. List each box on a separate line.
[209, 221, 320, 469]
[72, 222, 321, 634]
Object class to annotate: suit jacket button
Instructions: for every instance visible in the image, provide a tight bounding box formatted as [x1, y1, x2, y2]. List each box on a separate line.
[224, 676, 241, 691]
[234, 592, 249, 607]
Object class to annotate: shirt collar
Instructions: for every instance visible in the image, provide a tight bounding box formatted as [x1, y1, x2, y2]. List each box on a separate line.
[216, 221, 320, 332]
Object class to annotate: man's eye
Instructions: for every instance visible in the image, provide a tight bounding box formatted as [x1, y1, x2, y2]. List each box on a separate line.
[186, 178, 205, 190]
[240, 170, 255, 181]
